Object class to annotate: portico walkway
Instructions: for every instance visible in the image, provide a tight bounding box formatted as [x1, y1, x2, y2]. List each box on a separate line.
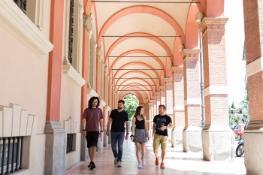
[65, 141, 246, 175]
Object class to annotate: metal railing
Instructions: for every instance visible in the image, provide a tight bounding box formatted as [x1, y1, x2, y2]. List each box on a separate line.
[68, 0, 74, 64]
[66, 134, 75, 154]
[0, 137, 23, 175]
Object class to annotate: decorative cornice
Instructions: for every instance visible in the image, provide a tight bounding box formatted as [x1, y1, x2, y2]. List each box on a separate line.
[0, 0, 53, 54]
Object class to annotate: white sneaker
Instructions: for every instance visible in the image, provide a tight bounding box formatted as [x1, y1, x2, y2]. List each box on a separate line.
[138, 161, 142, 169]
[114, 158, 117, 166]
[117, 161, 122, 168]
[142, 159, 145, 166]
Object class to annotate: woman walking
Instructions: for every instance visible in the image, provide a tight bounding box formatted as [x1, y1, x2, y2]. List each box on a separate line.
[131, 106, 149, 169]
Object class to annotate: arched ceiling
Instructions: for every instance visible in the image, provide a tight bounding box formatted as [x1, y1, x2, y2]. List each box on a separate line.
[86, 0, 225, 104]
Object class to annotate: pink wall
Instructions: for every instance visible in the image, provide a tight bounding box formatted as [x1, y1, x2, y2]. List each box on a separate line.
[0, 27, 49, 133]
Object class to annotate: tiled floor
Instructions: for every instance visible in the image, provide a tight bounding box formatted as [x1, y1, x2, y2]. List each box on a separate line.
[65, 141, 246, 175]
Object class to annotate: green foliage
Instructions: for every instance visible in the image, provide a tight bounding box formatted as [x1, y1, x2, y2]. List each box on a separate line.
[123, 94, 139, 121]
[229, 94, 249, 129]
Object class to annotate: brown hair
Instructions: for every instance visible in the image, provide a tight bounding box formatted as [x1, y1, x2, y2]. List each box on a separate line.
[134, 106, 145, 120]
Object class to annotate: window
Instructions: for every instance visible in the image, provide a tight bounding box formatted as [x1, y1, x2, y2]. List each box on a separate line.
[13, 0, 27, 13]
[63, 0, 84, 72]
[66, 133, 76, 154]
[68, 0, 74, 64]
[13, 0, 44, 28]
[0, 137, 23, 175]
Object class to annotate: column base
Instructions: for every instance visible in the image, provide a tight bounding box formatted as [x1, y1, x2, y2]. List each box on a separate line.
[171, 128, 175, 147]
[44, 121, 66, 175]
[108, 133, 111, 145]
[244, 121, 263, 175]
[183, 126, 202, 152]
[97, 134, 103, 151]
[80, 134, 88, 161]
[103, 132, 108, 147]
[175, 127, 184, 144]
[202, 125, 234, 161]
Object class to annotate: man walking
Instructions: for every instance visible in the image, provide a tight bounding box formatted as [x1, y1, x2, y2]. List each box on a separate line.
[82, 97, 104, 170]
[106, 100, 129, 167]
[152, 105, 172, 169]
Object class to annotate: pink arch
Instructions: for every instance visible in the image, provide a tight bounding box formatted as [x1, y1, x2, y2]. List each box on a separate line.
[113, 62, 160, 78]
[118, 82, 153, 98]
[185, 4, 199, 49]
[118, 83, 152, 91]
[117, 78, 157, 93]
[120, 92, 144, 104]
[119, 86, 151, 100]
[197, 0, 225, 17]
[110, 49, 165, 72]
[115, 71, 158, 87]
[97, 5, 185, 44]
[105, 32, 173, 62]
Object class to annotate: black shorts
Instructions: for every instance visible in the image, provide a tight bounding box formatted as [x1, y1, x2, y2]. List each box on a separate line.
[86, 131, 99, 148]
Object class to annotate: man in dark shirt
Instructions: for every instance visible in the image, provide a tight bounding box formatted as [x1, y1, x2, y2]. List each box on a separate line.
[153, 105, 172, 169]
[106, 100, 129, 168]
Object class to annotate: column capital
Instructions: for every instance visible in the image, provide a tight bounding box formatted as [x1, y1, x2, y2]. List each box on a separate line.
[182, 49, 200, 59]
[83, 13, 92, 32]
[159, 85, 165, 90]
[202, 17, 228, 31]
[149, 99, 154, 103]
[172, 66, 183, 74]
[165, 77, 173, 83]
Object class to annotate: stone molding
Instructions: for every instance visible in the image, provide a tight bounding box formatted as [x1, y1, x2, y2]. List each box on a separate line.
[63, 64, 86, 86]
[246, 57, 263, 77]
[0, 0, 53, 54]
[204, 85, 228, 96]
[0, 103, 35, 137]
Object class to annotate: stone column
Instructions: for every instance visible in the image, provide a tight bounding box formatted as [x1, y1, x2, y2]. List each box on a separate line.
[165, 78, 174, 146]
[148, 101, 154, 137]
[160, 86, 166, 105]
[182, 49, 202, 152]
[157, 91, 161, 113]
[243, 0, 263, 174]
[80, 13, 92, 161]
[103, 106, 109, 147]
[201, 17, 233, 161]
[154, 99, 157, 116]
[45, 1, 65, 174]
[165, 78, 174, 116]
[172, 66, 185, 145]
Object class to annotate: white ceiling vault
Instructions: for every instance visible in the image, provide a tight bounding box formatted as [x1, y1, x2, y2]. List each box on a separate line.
[91, 0, 202, 103]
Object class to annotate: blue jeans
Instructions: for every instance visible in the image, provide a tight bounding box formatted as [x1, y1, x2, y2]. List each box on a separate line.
[111, 132, 125, 161]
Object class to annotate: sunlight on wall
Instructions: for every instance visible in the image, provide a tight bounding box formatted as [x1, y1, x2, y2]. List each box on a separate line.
[225, 0, 246, 105]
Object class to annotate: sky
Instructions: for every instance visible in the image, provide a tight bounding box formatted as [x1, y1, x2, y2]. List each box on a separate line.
[225, 0, 247, 105]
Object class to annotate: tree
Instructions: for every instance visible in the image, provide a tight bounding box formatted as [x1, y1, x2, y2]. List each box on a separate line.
[229, 93, 249, 129]
[123, 94, 139, 121]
